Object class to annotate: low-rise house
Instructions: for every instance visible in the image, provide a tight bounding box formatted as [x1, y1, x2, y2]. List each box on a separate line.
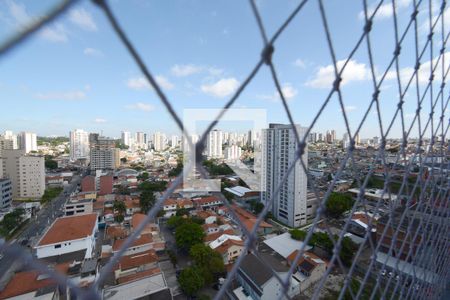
[196, 210, 218, 224]
[192, 196, 223, 209]
[202, 223, 220, 235]
[204, 229, 236, 245]
[162, 198, 177, 217]
[227, 205, 273, 235]
[212, 238, 245, 265]
[64, 198, 94, 216]
[234, 253, 300, 300]
[287, 250, 328, 292]
[103, 272, 171, 300]
[0, 264, 70, 300]
[34, 214, 98, 259]
[113, 249, 159, 281]
[112, 234, 154, 256]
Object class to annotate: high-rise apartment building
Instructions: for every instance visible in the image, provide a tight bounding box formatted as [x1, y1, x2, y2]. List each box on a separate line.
[171, 135, 179, 148]
[121, 131, 131, 147]
[225, 144, 242, 161]
[207, 129, 223, 158]
[1, 149, 45, 199]
[153, 132, 166, 151]
[135, 132, 145, 145]
[19, 132, 37, 153]
[3, 131, 18, 149]
[261, 124, 308, 227]
[89, 137, 120, 171]
[70, 129, 90, 161]
[0, 178, 13, 210]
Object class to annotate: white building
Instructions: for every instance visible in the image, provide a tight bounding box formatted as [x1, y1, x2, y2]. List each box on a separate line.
[225, 144, 242, 161]
[3, 130, 18, 149]
[261, 124, 308, 227]
[19, 132, 37, 153]
[171, 135, 179, 148]
[207, 129, 223, 158]
[1, 149, 45, 199]
[121, 131, 131, 147]
[70, 129, 90, 161]
[153, 132, 166, 151]
[34, 213, 98, 259]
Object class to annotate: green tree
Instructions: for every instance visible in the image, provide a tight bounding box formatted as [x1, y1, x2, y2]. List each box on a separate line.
[309, 232, 334, 253]
[140, 190, 155, 213]
[44, 157, 58, 169]
[116, 185, 130, 195]
[113, 200, 126, 215]
[290, 229, 307, 241]
[113, 200, 126, 223]
[340, 236, 357, 267]
[250, 200, 264, 215]
[169, 160, 183, 177]
[325, 192, 354, 218]
[176, 207, 189, 216]
[137, 172, 149, 181]
[1, 208, 25, 233]
[178, 267, 204, 296]
[41, 187, 63, 204]
[175, 222, 205, 251]
[190, 243, 225, 284]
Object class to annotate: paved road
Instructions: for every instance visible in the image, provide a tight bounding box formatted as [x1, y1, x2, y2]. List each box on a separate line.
[0, 173, 83, 289]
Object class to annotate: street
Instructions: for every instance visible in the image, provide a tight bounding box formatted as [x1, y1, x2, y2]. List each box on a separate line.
[0, 173, 82, 289]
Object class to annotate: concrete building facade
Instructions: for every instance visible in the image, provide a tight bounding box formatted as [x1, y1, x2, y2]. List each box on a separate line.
[1, 149, 45, 199]
[0, 178, 13, 210]
[207, 129, 223, 158]
[261, 124, 308, 227]
[70, 129, 90, 161]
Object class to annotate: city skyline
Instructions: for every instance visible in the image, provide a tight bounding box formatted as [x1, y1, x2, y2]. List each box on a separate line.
[0, 0, 444, 138]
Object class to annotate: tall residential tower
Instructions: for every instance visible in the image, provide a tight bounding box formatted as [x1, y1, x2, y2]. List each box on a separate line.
[261, 124, 308, 227]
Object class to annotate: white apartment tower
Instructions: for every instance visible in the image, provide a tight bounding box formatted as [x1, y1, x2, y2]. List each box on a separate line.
[225, 145, 242, 161]
[1, 149, 45, 199]
[171, 135, 180, 148]
[70, 129, 90, 161]
[207, 129, 223, 158]
[19, 132, 37, 153]
[121, 131, 131, 147]
[261, 124, 308, 227]
[153, 132, 167, 151]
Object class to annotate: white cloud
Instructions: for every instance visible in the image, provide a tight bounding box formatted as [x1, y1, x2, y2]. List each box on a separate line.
[201, 78, 239, 98]
[384, 51, 450, 86]
[94, 118, 107, 123]
[305, 59, 370, 88]
[68, 8, 97, 31]
[127, 76, 174, 90]
[83, 47, 103, 57]
[155, 75, 174, 90]
[294, 59, 306, 69]
[4, 0, 68, 42]
[171, 64, 203, 77]
[343, 105, 357, 112]
[127, 77, 149, 90]
[358, 0, 411, 20]
[259, 83, 298, 102]
[39, 24, 68, 42]
[35, 90, 86, 100]
[125, 102, 155, 112]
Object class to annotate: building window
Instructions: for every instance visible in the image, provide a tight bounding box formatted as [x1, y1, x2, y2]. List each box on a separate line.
[54, 244, 61, 249]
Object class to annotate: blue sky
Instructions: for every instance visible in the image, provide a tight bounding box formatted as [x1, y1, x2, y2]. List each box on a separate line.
[0, 0, 448, 139]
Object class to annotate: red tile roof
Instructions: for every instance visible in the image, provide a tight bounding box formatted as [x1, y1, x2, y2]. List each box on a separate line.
[112, 234, 153, 252]
[0, 264, 69, 299]
[204, 229, 235, 243]
[37, 214, 97, 246]
[117, 267, 162, 284]
[214, 239, 244, 255]
[116, 250, 158, 271]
